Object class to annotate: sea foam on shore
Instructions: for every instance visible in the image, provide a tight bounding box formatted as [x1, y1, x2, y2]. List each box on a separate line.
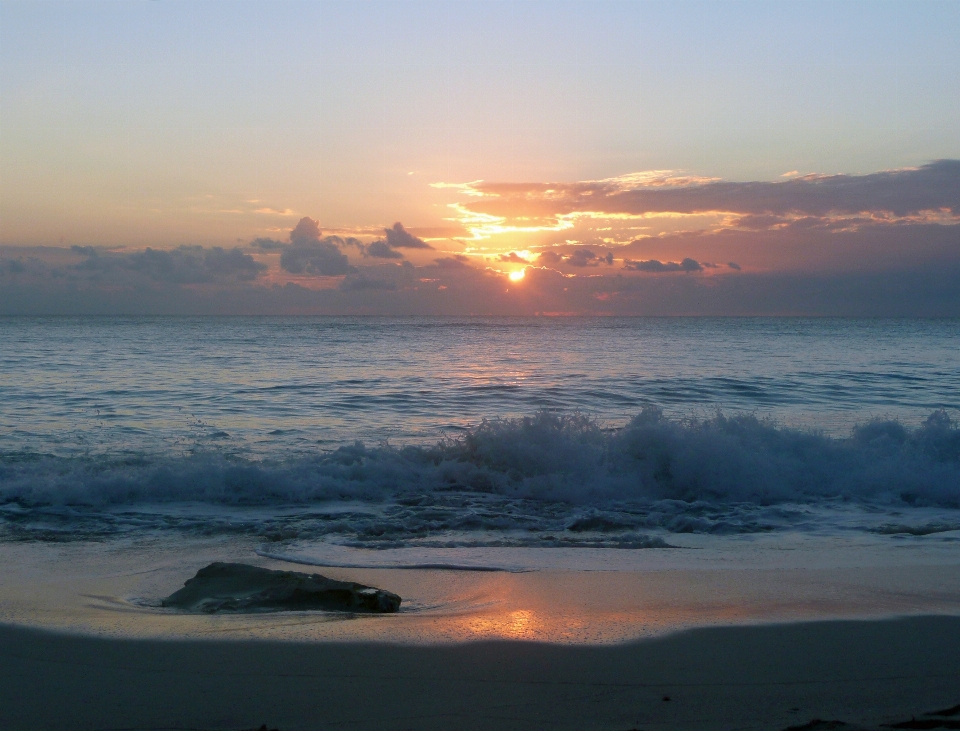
[1, 409, 958, 545]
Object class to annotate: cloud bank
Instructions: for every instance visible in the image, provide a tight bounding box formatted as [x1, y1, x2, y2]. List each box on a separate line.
[70, 244, 266, 283]
[438, 159, 960, 279]
[3, 242, 959, 317]
[453, 160, 960, 225]
[2, 164, 959, 316]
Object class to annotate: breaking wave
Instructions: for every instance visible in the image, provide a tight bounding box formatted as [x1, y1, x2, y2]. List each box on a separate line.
[1, 408, 959, 541]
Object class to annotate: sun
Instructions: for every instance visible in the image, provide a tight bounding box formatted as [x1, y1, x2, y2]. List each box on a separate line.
[508, 268, 526, 282]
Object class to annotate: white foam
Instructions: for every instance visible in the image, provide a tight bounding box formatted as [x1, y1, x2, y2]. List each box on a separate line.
[1, 409, 958, 541]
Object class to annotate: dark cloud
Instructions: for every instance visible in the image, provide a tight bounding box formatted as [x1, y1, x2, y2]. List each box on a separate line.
[434, 255, 472, 269]
[250, 237, 286, 250]
[171, 247, 266, 282]
[384, 222, 433, 249]
[499, 251, 530, 263]
[290, 217, 322, 246]
[72, 245, 266, 283]
[251, 221, 363, 260]
[624, 258, 703, 273]
[566, 249, 596, 267]
[728, 262, 742, 270]
[323, 235, 364, 249]
[276, 217, 356, 276]
[536, 251, 563, 265]
[280, 240, 354, 276]
[366, 240, 405, 259]
[533, 248, 614, 267]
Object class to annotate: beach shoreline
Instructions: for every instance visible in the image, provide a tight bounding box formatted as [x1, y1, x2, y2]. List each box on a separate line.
[2, 508, 958, 730]
[3, 534, 960, 645]
[2, 615, 959, 731]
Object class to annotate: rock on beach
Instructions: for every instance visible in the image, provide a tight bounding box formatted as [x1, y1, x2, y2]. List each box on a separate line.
[161, 562, 401, 614]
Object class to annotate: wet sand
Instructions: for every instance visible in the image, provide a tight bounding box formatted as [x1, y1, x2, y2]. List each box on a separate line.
[3, 535, 960, 644]
[1, 616, 959, 730]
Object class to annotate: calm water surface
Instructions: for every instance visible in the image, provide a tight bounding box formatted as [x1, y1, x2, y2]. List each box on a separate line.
[2, 317, 957, 457]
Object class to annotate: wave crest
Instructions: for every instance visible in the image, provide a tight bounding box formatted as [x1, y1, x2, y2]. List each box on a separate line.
[1, 409, 958, 540]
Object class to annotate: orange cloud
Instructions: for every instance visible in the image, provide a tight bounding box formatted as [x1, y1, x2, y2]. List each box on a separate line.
[437, 161, 960, 239]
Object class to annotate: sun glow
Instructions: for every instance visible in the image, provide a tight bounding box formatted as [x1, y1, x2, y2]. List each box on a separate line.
[509, 268, 526, 282]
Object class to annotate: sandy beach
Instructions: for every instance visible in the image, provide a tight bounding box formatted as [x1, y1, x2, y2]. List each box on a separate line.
[1, 616, 958, 731]
[0, 536, 958, 730]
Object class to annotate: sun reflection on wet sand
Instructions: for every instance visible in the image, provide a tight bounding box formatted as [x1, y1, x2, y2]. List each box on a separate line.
[2, 537, 960, 645]
[462, 609, 540, 639]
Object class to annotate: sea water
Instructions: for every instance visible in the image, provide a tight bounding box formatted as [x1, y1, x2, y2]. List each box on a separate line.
[1, 317, 958, 641]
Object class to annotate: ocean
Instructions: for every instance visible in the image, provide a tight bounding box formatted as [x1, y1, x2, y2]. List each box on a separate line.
[1, 315, 959, 643]
[1, 316, 958, 550]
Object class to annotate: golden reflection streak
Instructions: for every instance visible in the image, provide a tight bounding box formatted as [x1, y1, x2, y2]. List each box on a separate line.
[461, 609, 542, 640]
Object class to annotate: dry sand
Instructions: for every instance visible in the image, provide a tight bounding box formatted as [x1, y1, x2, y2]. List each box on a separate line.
[1, 615, 959, 731]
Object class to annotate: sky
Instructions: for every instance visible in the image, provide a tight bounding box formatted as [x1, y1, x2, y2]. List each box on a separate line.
[1, 0, 959, 315]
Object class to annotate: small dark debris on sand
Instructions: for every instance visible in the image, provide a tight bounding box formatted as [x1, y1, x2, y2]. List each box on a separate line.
[162, 562, 401, 614]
